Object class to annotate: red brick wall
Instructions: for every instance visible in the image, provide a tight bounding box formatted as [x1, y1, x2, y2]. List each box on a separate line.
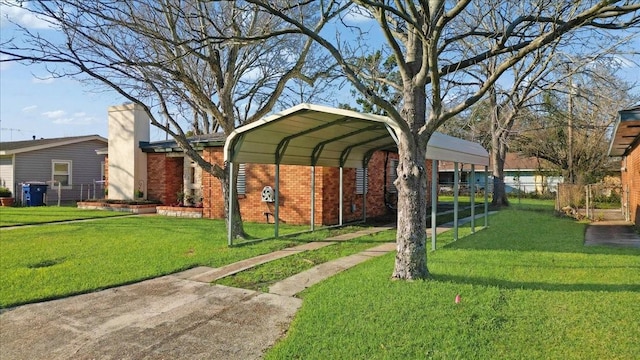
[202, 148, 327, 225]
[623, 145, 640, 225]
[201, 148, 222, 219]
[320, 152, 433, 224]
[146, 153, 183, 205]
[171, 148, 433, 226]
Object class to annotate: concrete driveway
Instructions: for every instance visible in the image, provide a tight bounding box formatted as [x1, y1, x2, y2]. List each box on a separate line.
[0, 274, 301, 359]
[585, 220, 640, 248]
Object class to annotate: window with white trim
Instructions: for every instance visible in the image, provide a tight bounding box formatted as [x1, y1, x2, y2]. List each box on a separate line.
[52, 160, 72, 187]
[355, 168, 368, 194]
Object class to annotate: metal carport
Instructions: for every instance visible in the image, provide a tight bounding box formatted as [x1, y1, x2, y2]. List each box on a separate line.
[224, 103, 490, 246]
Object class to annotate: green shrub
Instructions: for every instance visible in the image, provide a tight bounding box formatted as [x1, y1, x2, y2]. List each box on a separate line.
[0, 186, 12, 197]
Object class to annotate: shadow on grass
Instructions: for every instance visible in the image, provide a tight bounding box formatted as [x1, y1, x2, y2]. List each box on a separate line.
[432, 273, 640, 293]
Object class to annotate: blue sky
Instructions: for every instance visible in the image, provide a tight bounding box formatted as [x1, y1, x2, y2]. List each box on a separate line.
[0, 2, 125, 140]
[1, 3, 638, 143]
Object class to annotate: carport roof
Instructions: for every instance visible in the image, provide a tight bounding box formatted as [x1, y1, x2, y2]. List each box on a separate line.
[608, 105, 640, 157]
[224, 104, 489, 168]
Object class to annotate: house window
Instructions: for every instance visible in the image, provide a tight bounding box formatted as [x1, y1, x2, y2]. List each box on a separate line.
[236, 164, 246, 195]
[52, 160, 72, 187]
[356, 168, 368, 194]
[389, 159, 398, 193]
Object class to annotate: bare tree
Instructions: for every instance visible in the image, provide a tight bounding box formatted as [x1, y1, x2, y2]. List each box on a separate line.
[476, 43, 567, 206]
[1, 0, 341, 238]
[516, 64, 639, 184]
[250, 0, 640, 279]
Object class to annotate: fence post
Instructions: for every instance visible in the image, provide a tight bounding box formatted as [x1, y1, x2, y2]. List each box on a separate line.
[585, 185, 589, 220]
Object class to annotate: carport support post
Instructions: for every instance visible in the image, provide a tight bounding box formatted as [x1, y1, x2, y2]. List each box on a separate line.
[431, 160, 438, 251]
[453, 162, 459, 241]
[311, 166, 315, 231]
[484, 165, 489, 228]
[275, 164, 280, 237]
[227, 162, 234, 246]
[362, 168, 367, 222]
[471, 164, 475, 233]
[339, 167, 343, 226]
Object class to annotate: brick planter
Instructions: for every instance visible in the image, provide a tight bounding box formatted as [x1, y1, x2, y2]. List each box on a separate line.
[0, 197, 15, 207]
[77, 202, 158, 214]
[156, 206, 203, 218]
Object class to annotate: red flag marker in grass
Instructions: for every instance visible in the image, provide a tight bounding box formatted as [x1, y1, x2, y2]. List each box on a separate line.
[455, 294, 461, 304]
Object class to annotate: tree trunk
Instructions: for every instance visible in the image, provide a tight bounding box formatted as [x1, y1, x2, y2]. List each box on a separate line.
[392, 131, 429, 280]
[489, 84, 509, 207]
[221, 163, 246, 239]
[491, 137, 509, 207]
[392, 75, 429, 280]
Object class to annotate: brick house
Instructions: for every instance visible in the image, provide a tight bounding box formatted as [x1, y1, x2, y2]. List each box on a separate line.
[609, 105, 640, 225]
[106, 103, 489, 226]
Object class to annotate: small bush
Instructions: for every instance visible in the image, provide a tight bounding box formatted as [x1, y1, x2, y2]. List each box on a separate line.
[0, 187, 12, 197]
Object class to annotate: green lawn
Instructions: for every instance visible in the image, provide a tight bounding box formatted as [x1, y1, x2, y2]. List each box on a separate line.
[3, 201, 638, 358]
[0, 206, 128, 227]
[0, 216, 357, 308]
[266, 203, 640, 359]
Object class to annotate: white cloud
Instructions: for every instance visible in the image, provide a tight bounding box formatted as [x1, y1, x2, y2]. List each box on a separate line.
[41, 110, 99, 125]
[0, 1, 55, 29]
[343, 6, 374, 24]
[52, 115, 98, 126]
[32, 75, 55, 84]
[22, 105, 37, 112]
[42, 110, 66, 119]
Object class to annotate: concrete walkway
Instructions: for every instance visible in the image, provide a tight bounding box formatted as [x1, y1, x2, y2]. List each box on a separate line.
[0, 215, 490, 359]
[585, 220, 640, 248]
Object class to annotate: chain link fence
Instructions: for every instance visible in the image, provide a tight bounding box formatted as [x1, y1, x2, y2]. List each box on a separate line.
[556, 183, 623, 220]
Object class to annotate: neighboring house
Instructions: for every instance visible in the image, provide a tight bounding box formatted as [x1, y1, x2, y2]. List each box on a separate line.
[0, 135, 107, 204]
[439, 153, 563, 194]
[608, 105, 640, 225]
[106, 103, 489, 225]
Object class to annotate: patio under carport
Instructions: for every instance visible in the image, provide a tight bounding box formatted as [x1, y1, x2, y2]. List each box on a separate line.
[224, 103, 490, 247]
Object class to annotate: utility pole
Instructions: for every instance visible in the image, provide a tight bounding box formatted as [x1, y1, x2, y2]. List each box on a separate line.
[567, 79, 574, 184]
